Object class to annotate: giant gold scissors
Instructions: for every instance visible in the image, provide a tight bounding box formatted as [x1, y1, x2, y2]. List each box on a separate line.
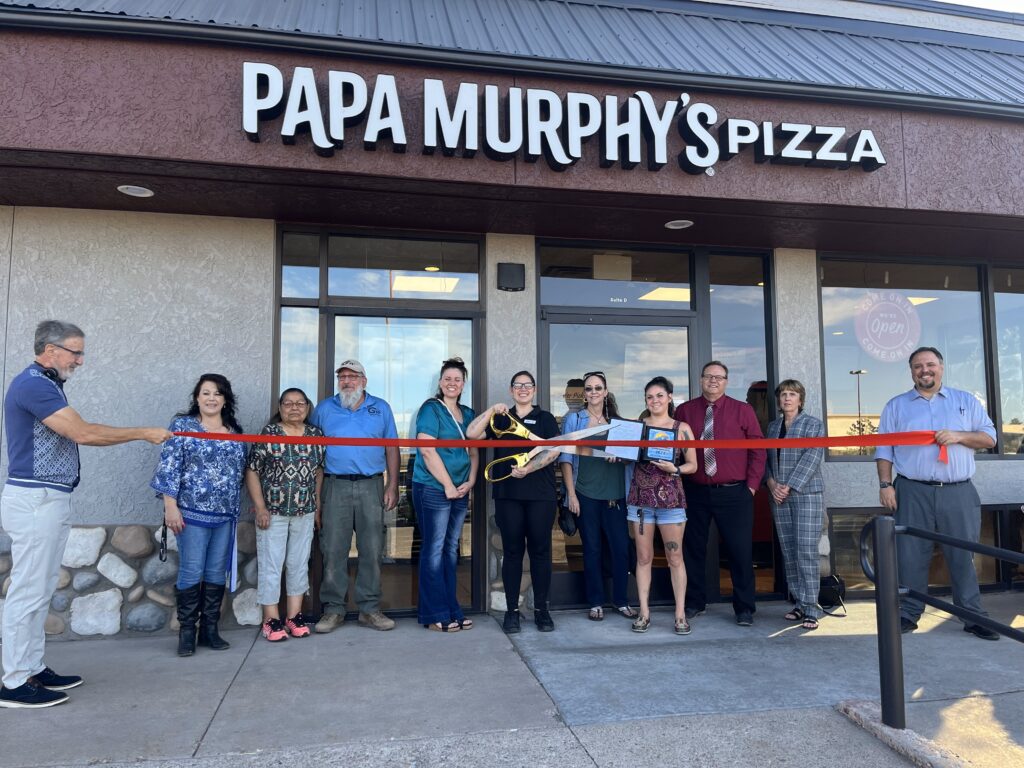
[484, 411, 615, 482]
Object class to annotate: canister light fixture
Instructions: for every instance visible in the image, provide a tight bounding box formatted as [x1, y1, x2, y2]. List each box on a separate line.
[116, 185, 154, 198]
[664, 219, 694, 230]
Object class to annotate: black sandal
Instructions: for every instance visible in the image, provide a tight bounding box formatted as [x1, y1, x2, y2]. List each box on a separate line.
[784, 608, 806, 622]
[425, 621, 461, 633]
[801, 617, 819, 631]
[456, 617, 473, 630]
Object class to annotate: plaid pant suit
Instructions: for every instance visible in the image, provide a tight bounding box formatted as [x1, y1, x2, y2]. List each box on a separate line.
[766, 411, 826, 619]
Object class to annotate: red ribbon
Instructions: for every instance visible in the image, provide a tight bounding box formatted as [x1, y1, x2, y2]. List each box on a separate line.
[173, 430, 948, 462]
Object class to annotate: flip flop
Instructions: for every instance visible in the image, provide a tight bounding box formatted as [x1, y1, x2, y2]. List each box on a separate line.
[588, 606, 604, 621]
[456, 617, 473, 630]
[425, 621, 461, 633]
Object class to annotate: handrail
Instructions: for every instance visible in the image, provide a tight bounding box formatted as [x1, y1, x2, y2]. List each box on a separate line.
[860, 514, 1024, 729]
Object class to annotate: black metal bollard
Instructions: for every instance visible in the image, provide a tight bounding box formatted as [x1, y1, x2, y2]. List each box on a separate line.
[873, 515, 906, 729]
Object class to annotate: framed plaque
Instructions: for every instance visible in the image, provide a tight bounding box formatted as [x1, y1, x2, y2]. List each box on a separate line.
[642, 424, 678, 463]
[605, 418, 644, 462]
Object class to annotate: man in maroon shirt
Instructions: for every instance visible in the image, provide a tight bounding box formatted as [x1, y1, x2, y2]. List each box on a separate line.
[674, 361, 766, 626]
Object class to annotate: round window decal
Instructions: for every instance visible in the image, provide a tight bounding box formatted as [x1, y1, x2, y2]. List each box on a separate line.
[854, 291, 921, 363]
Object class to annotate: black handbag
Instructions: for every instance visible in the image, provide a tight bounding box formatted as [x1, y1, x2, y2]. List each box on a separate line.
[819, 573, 847, 616]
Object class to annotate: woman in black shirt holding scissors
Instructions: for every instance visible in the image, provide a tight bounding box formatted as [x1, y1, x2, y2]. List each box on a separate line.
[467, 371, 560, 634]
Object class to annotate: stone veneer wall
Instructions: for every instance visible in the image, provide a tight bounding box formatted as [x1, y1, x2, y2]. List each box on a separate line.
[0, 523, 264, 637]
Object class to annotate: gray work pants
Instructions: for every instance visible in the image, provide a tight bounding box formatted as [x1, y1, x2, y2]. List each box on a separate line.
[318, 475, 385, 615]
[894, 477, 986, 623]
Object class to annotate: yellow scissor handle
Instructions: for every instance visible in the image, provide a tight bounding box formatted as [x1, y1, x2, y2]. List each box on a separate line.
[484, 452, 531, 482]
[489, 411, 536, 440]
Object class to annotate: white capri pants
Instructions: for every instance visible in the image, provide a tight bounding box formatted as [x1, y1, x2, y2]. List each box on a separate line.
[255, 513, 315, 606]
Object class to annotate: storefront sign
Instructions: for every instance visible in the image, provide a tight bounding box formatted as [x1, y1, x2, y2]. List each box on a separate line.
[855, 292, 922, 362]
[242, 63, 887, 173]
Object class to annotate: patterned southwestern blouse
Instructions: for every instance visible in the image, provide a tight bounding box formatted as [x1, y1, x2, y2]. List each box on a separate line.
[150, 416, 248, 528]
[247, 422, 325, 517]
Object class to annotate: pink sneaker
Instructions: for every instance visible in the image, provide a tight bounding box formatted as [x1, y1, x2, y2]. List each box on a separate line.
[261, 618, 288, 642]
[285, 613, 311, 638]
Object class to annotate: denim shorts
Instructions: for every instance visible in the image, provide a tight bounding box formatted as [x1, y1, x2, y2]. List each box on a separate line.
[628, 506, 687, 525]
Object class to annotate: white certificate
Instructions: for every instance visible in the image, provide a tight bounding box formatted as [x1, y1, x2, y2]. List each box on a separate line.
[605, 418, 644, 462]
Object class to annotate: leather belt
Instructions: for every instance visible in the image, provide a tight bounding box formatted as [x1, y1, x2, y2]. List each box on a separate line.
[705, 482, 742, 488]
[325, 473, 382, 481]
[903, 478, 968, 487]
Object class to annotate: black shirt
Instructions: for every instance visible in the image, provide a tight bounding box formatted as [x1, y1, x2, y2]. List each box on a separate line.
[485, 406, 559, 502]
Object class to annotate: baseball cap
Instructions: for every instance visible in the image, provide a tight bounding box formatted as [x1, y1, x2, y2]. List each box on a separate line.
[335, 359, 366, 376]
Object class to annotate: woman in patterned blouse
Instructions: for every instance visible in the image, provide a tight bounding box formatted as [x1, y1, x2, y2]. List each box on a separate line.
[245, 388, 325, 643]
[152, 374, 247, 657]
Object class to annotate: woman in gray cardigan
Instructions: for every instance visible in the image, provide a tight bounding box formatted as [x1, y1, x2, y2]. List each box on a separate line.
[766, 379, 825, 630]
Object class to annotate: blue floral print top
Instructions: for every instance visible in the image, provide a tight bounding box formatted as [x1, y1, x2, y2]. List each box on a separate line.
[150, 416, 247, 527]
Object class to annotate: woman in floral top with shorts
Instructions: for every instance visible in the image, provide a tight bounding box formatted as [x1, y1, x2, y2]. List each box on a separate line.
[245, 388, 325, 642]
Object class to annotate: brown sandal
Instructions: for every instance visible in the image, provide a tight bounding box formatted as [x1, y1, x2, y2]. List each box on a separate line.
[425, 621, 461, 633]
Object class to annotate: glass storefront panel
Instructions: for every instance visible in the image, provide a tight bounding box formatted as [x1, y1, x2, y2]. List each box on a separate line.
[539, 245, 691, 310]
[821, 261, 987, 456]
[328, 236, 479, 301]
[547, 322, 689, 589]
[278, 307, 319, 400]
[333, 315, 475, 612]
[281, 232, 320, 299]
[994, 268, 1024, 454]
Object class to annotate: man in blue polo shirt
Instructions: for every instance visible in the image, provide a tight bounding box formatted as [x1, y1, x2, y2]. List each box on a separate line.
[1, 321, 171, 709]
[312, 359, 399, 633]
[875, 346, 999, 641]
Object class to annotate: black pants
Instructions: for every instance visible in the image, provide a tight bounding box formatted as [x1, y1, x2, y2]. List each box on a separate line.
[683, 482, 756, 615]
[495, 499, 556, 610]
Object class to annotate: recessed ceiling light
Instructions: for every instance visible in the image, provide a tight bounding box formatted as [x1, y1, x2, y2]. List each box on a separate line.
[664, 219, 694, 230]
[117, 185, 154, 198]
[424, 265, 441, 272]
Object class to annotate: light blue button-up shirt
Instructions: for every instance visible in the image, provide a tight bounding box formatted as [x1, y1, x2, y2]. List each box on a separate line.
[311, 392, 398, 475]
[875, 386, 995, 483]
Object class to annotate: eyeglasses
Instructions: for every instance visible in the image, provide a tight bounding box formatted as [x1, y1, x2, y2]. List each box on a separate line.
[52, 343, 85, 359]
[281, 401, 308, 408]
[584, 385, 605, 393]
[702, 374, 727, 382]
[511, 382, 535, 390]
[337, 374, 363, 381]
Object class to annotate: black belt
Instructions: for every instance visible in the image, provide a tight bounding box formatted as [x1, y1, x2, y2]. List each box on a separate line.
[325, 473, 381, 481]
[705, 481, 741, 488]
[903, 478, 969, 487]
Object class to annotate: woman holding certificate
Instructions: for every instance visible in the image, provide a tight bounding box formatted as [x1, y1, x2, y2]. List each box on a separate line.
[627, 377, 697, 635]
[559, 371, 637, 622]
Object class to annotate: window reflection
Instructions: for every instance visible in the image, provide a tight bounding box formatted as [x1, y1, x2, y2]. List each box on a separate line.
[539, 245, 691, 310]
[994, 268, 1024, 454]
[281, 233, 319, 299]
[328, 236, 479, 301]
[821, 261, 987, 456]
[278, 307, 319, 400]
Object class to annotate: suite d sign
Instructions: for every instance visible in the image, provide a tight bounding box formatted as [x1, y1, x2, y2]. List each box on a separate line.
[242, 62, 887, 173]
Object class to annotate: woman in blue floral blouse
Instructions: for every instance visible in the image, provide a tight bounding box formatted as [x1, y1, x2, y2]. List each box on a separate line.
[152, 374, 247, 657]
[245, 388, 325, 643]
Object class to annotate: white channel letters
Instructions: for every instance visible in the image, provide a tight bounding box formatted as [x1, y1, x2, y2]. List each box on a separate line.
[242, 62, 886, 173]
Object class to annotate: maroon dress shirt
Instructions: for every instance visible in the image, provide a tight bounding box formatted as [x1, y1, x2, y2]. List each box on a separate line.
[674, 395, 766, 490]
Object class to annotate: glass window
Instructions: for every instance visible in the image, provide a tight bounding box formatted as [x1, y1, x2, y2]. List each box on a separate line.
[328, 236, 479, 301]
[278, 307, 319, 400]
[821, 260, 987, 456]
[994, 268, 1024, 454]
[281, 233, 319, 299]
[539, 245, 691, 310]
[710, 254, 769, 434]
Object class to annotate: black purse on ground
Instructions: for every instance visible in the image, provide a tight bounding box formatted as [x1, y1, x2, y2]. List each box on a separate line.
[819, 574, 847, 617]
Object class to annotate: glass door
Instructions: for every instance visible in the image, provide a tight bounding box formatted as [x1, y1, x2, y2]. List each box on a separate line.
[545, 319, 692, 608]
[326, 314, 477, 613]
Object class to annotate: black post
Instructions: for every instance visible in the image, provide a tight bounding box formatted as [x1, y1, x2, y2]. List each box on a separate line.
[873, 515, 906, 729]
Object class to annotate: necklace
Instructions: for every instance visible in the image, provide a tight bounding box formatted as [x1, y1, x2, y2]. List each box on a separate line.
[586, 409, 605, 424]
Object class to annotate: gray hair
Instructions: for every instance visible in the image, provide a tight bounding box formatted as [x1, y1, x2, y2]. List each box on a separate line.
[34, 320, 85, 355]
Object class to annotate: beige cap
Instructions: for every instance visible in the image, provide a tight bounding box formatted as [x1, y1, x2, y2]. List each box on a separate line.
[335, 359, 366, 376]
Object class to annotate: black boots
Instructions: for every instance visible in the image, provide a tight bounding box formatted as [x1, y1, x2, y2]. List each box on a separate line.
[197, 583, 231, 651]
[175, 583, 201, 657]
[502, 610, 521, 634]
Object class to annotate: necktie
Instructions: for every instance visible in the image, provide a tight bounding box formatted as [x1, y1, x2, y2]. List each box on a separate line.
[702, 404, 717, 477]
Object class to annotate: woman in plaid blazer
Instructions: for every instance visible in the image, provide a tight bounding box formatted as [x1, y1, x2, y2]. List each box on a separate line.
[766, 379, 825, 630]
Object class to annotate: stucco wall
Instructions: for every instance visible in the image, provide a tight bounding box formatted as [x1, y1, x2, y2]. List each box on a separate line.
[0, 207, 275, 524]
[0, 206, 12, 442]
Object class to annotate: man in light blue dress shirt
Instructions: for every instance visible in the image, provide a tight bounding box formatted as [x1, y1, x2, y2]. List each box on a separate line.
[875, 347, 998, 640]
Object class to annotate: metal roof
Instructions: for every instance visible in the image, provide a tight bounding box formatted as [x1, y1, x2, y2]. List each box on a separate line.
[2, 0, 1024, 117]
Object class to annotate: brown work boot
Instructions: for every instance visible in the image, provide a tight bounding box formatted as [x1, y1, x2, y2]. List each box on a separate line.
[358, 610, 396, 631]
[314, 613, 345, 634]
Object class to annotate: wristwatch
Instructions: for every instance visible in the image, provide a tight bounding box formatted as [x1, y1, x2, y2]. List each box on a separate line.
[879, 481, 893, 489]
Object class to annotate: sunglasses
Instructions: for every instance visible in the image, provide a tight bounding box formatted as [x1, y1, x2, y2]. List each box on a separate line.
[583, 370, 606, 380]
[584, 385, 605, 393]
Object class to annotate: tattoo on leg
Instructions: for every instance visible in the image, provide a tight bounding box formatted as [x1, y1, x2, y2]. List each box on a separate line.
[666, 541, 679, 551]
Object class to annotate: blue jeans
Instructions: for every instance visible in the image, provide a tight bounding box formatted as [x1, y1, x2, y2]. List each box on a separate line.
[413, 482, 468, 625]
[577, 492, 630, 608]
[176, 520, 233, 589]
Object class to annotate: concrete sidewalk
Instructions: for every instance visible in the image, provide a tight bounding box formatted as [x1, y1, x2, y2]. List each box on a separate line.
[1, 593, 1021, 768]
